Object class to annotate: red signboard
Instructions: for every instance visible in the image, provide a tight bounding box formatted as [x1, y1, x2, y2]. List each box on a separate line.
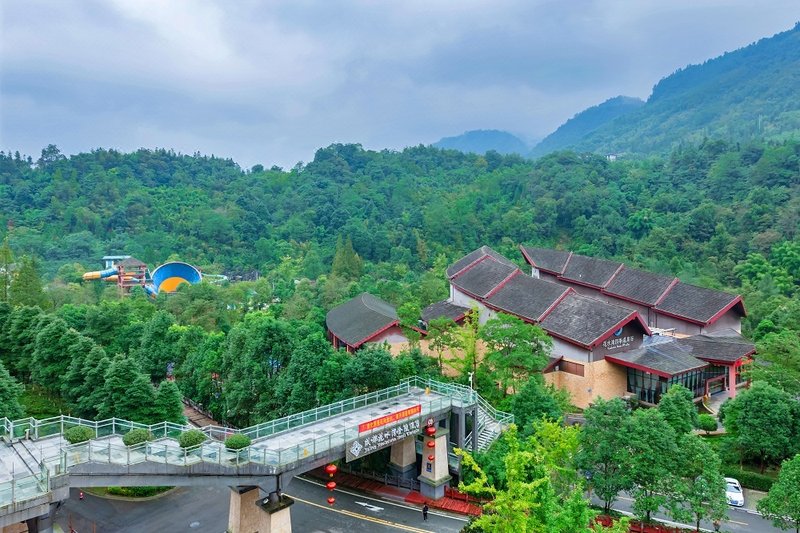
[358, 404, 421, 433]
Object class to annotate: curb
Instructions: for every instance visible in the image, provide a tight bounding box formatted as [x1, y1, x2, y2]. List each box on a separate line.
[80, 486, 180, 502]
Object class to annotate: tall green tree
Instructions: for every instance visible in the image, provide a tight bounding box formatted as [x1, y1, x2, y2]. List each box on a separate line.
[76, 346, 110, 418]
[577, 397, 633, 513]
[658, 384, 699, 435]
[153, 380, 185, 424]
[747, 330, 800, 395]
[31, 318, 79, 392]
[426, 317, 457, 373]
[0, 360, 23, 419]
[331, 235, 363, 280]
[0, 237, 12, 302]
[672, 433, 727, 532]
[758, 454, 800, 533]
[480, 314, 552, 395]
[723, 382, 800, 472]
[624, 409, 680, 522]
[511, 376, 563, 435]
[98, 355, 157, 423]
[134, 310, 177, 381]
[9, 256, 48, 309]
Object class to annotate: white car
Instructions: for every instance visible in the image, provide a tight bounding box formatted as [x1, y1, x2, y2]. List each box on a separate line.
[725, 477, 744, 507]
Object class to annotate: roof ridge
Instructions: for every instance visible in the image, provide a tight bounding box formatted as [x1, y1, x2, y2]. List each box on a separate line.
[359, 293, 396, 319]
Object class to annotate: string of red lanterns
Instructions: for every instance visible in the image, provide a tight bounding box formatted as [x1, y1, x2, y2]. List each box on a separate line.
[325, 463, 338, 505]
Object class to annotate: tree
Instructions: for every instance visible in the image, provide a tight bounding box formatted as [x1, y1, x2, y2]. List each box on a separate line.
[31, 318, 80, 392]
[672, 433, 727, 532]
[624, 409, 680, 522]
[747, 331, 800, 395]
[0, 237, 12, 302]
[76, 346, 110, 418]
[457, 424, 616, 533]
[134, 310, 177, 381]
[723, 382, 800, 473]
[511, 376, 563, 435]
[480, 314, 552, 395]
[450, 309, 480, 380]
[9, 256, 48, 309]
[758, 454, 800, 533]
[577, 397, 632, 513]
[98, 355, 157, 423]
[342, 345, 398, 395]
[426, 317, 457, 372]
[697, 414, 718, 435]
[658, 384, 699, 435]
[397, 301, 422, 346]
[153, 380, 185, 424]
[3, 306, 43, 379]
[60, 334, 97, 406]
[0, 360, 23, 419]
[331, 235, 363, 280]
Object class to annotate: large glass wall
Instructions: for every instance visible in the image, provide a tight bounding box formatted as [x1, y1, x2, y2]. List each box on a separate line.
[626, 367, 707, 404]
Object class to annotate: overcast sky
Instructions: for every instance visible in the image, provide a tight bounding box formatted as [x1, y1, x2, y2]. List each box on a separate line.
[2, 1, 799, 169]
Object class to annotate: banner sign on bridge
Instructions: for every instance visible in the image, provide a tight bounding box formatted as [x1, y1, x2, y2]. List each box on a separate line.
[358, 404, 421, 433]
[346, 418, 422, 462]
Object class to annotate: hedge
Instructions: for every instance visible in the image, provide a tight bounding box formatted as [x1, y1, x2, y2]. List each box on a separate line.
[721, 466, 775, 492]
[696, 414, 717, 434]
[107, 486, 172, 497]
[123, 428, 154, 446]
[64, 425, 95, 444]
[225, 434, 252, 450]
[177, 429, 207, 448]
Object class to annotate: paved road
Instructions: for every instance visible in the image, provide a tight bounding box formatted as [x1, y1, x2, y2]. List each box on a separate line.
[53, 477, 468, 532]
[600, 492, 782, 533]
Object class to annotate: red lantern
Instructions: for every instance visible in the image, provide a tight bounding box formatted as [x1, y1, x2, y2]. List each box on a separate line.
[326, 481, 337, 491]
[327, 496, 336, 505]
[426, 440, 435, 448]
[425, 425, 436, 436]
[325, 463, 338, 477]
[427, 454, 435, 461]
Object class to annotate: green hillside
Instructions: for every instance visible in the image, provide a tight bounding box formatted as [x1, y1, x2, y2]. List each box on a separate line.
[559, 23, 800, 156]
[529, 96, 644, 157]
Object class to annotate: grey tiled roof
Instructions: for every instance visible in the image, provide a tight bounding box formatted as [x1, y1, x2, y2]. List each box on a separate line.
[540, 292, 636, 347]
[421, 300, 470, 323]
[326, 293, 398, 347]
[118, 257, 147, 268]
[604, 267, 678, 305]
[486, 272, 570, 322]
[655, 282, 742, 324]
[605, 338, 708, 377]
[677, 329, 755, 362]
[446, 246, 517, 278]
[450, 257, 519, 298]
[520, 246, 572, 274]
[560, 254, 623, 288]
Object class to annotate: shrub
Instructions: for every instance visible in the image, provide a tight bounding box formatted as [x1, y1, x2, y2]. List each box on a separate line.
[64, 425, 95, 444]
[697, 414, 718, 434]
[224, 434, 252, 450]
[177, 429, 207, 448]
[123, 428, 154, 446]
[721, 466, 775, 492]
[106, 486, 172, 497]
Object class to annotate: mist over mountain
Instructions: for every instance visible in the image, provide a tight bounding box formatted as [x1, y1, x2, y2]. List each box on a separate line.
[433, 130, 530, 155]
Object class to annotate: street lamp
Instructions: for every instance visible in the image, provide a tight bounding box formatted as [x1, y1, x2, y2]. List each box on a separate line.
[468, 371, 474, 390]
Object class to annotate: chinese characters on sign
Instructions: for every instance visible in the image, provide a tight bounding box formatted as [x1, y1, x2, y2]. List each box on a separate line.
[601, 335, 635, 350]
[357, 404, 422, 433]
[346, 418, 422, 462]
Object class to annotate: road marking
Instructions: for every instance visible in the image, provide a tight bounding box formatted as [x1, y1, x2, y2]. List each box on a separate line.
[289, 494, 435, 533]
[726, 518, 749, 525]
[356, 501, 385, 512]
[297, 476, 469, 522]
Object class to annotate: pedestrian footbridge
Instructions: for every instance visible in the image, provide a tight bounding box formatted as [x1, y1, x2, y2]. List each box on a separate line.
[0, 377, 511, 532]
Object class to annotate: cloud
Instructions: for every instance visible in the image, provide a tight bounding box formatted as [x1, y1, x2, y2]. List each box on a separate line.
[2, 0, 799, 168]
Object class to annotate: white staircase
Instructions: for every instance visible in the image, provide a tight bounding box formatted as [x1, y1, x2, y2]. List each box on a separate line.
[464, 396, 511, 453]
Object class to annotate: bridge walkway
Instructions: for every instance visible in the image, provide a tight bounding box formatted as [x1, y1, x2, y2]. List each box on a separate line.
[0, 377, 511, 526]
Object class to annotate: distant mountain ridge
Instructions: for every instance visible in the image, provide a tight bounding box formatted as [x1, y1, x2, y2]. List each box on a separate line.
[529, 96, 644, 157]
[433, 129, 529, 155]
[555, 23, 800, 156]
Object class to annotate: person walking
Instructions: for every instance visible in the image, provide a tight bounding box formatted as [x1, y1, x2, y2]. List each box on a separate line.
[422, 503, 429, 521]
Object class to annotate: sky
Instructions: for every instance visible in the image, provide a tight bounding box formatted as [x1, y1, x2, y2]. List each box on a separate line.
[2, 1, 799, 169]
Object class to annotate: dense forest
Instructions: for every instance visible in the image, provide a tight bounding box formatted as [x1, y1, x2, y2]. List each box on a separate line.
[545, 23, 800, 157]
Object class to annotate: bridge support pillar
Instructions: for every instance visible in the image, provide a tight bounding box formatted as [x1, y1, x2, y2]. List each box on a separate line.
[228, 487, 294, 533]
[389, 435, 417, 480]
[418, 429, 451, 500]
[24, 512, 53, 533]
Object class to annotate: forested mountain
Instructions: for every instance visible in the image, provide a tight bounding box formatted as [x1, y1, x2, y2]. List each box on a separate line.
[1, 140, 798, 309]
[529, 96, 644, 157]
[540, 23, 800, 157]
[433, 129, 529, 155]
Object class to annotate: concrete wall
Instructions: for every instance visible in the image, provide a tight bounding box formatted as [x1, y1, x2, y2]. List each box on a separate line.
[552, 338, 591, 363]
[545, 358, 628, 409]
[368, 325, 408, 346]
[652, 313, 703, 336]
[450, 287, 496, 324]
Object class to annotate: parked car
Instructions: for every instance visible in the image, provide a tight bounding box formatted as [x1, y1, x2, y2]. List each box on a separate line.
[725, 477, 744, 507]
